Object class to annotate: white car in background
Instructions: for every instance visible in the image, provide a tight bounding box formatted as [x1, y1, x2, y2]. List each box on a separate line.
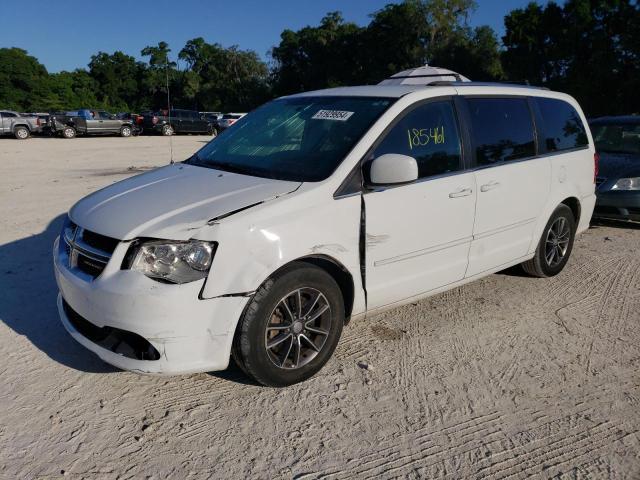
[54, 75, 596, 386]
[217, 112, 246, 131]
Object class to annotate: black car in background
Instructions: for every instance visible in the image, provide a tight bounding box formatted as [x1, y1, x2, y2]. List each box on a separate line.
[590, 116, 640, 222]
[142, 109, 214, 136]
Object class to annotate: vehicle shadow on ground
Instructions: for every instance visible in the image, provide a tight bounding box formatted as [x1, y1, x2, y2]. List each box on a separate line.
[498, 218, 640, 278]
[208, 362, 260, 386]
[590, 218, 640, 230]
[0, 214, 116, 373]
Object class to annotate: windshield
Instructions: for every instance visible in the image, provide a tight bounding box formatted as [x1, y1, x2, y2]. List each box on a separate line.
[591, 122, 640, 155]
[186, 96, 394, 181]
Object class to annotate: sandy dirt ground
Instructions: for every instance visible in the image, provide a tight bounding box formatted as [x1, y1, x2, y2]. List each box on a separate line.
[1, 136, 639, 479]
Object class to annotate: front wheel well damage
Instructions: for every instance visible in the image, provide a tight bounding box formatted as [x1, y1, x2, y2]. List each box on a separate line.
[298, 256, 355, 323]
[255, 256, 355, 324]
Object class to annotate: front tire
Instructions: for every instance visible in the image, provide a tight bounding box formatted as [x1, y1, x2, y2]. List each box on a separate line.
[62, 126, 76, 139]
[120, 125, 132, 137]
[14, 126, 29, 140]
[522, 204, 576, 277]
[161, 124, 174, 136]
[232, 263, 344, 387]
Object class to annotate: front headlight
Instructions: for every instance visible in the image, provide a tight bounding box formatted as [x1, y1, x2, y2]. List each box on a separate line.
[611, 177, 640, 191]
[130, 240, 216, 284]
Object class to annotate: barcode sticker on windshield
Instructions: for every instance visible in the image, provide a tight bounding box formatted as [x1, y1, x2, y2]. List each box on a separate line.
[312, 110, 355, 121]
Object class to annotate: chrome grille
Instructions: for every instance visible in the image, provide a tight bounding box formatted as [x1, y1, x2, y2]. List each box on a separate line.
[60, 222, 117, 279]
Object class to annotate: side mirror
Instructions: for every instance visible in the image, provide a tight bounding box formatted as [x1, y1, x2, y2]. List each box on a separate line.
[368, 153, 419, 186]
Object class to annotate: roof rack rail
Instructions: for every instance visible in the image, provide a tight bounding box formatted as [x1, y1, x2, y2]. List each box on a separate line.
[387, 73, 464, 83]
[439, 81, 550, 90]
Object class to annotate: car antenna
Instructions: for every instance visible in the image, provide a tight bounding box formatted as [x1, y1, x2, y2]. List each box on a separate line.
[166, 57, 174, 165]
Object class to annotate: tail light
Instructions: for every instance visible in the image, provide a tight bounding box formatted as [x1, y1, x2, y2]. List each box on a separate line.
[594, 152, 600, 183]
[152, 116, 158, 125]
[228, 119, 236, 125]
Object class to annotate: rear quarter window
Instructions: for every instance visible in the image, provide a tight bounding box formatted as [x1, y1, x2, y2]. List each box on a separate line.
[535, 97, 588, 152]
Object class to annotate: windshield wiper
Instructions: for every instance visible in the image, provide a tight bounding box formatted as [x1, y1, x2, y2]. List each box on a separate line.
[185, 153, 204, 165]
[189, 157, 257, 176]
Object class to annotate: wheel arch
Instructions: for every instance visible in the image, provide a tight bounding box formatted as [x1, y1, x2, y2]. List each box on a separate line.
[13, 123, 30, 132]
[253, 254, 355, 323]
[560, 196, 581, 224]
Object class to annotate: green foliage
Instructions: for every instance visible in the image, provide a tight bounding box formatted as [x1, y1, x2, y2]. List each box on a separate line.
[502, 0, 640, 115]
[89, 51, 146, 110]
[0, 0, 638, 117]
[271, 12, 366, 94]
[0, 48, 52, 111]
[178, 39, 270, 111]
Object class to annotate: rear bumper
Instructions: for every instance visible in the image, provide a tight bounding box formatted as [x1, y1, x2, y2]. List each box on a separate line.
[594, 191, 640, 222]
[53, 236, 249, 375]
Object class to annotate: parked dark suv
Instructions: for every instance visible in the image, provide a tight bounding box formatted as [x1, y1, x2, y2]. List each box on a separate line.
[143, 109, 214, 136]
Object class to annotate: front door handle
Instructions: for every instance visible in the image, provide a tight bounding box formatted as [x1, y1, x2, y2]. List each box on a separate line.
[480, 181, 501, 192]
[449, 188, 473, 198]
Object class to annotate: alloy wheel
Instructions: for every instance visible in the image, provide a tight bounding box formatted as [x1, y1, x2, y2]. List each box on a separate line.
[264, 287, 332, 370]
[545, 216, 570, 267]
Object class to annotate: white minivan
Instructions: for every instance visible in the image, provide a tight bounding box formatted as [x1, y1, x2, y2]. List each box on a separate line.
[54, 81, 596, 386]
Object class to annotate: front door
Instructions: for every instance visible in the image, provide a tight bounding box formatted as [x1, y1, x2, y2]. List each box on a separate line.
[98, 111, 120, 133]
[364, 99, 476, 310]
[463, 97, 551, 276]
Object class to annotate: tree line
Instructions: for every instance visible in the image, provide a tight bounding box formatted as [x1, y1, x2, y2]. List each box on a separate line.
[1, 0, 638, 117]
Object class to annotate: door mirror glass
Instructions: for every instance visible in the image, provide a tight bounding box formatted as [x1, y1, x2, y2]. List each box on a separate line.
[368, 154, 418, 186]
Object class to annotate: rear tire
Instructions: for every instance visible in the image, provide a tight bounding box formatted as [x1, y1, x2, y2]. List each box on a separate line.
[14, 126, 29, 140]
[232, 263, 344, 387]
[161, 124, 174, 136]
[62, 126, 76, 139]
[120, 125, 132, 137]
[522, 204, 576, 277]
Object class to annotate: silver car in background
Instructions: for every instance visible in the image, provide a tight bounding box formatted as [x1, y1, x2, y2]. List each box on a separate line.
[0, 110, 44, 139]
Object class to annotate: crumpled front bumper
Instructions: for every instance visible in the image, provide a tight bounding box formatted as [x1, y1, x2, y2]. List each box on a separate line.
[53, 236, 249, 375]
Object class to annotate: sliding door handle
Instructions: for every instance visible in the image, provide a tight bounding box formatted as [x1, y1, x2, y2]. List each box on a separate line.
[480, 181, 501, 192]
[449, 188, 473, 198]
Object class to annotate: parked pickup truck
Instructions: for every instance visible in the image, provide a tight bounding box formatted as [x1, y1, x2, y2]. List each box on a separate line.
[0, 110, 44, 139]
[142, 109, 214, 136]
[48, 109, 135, 139]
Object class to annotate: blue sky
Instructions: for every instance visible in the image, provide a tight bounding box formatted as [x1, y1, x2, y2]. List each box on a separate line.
[0, 0, 545, 73]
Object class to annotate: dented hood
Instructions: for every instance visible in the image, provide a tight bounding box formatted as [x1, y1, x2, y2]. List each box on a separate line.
[69, 163, 300, 240]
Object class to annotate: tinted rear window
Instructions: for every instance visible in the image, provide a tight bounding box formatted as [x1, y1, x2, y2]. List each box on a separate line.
[536, 98, 588, 152]
[591, 122, 640, 155]
[467, 98, 535, 166]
